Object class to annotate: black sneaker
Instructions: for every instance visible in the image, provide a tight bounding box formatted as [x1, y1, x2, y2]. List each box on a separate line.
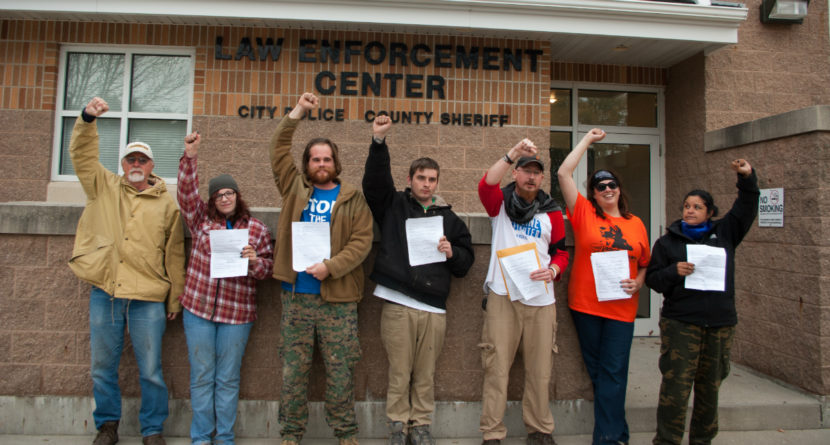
[482, 440, 501, 445]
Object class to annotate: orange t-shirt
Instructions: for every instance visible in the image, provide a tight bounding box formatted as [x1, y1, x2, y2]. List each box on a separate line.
[566, 194, 650, 322]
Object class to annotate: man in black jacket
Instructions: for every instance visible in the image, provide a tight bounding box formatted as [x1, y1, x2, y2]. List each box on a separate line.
[362, 114, 475, 445]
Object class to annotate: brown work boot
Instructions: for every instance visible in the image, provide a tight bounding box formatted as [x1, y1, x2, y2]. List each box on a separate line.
[92, 421, 119, 445]
[141, 433, 166, 445]
[526, 431, 557, 445]
[280, 440, 299, 445]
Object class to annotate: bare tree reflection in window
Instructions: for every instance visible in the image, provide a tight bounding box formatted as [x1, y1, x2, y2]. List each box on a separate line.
[131, 55, 191, 113]
[65, 53, 124, 111]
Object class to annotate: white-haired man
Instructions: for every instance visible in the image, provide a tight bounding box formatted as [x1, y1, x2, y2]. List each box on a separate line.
[69, 97, 185, 445]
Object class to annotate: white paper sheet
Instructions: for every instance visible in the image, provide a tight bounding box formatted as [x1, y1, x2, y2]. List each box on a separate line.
[292, 222, 331, 272]
[497, 247, 547, 302]
[685, 244, 727, 291]
[209, 229, 249, 279]
[405, 216, 445, 266]
[590, 250, 631, 301]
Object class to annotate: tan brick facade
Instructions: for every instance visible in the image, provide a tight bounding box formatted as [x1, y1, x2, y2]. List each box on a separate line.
[1, 0, 829, 410]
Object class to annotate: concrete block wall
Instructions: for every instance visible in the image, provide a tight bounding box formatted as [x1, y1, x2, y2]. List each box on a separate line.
[704, 0, 830, 131]
[662, 1, 830, 394]
[0, 209, 595, 404]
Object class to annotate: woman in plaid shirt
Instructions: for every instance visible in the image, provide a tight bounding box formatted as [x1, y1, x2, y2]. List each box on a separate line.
[178, 131, 274, 445]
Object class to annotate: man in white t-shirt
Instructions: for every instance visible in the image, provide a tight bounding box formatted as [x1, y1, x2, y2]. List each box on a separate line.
[477, 139, 570, 445]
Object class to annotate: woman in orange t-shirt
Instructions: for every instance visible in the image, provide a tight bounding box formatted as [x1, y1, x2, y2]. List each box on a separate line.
[557, 128, 650, 445]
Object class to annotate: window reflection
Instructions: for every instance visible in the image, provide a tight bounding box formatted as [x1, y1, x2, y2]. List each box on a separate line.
[549, 89, 571, 126]
[65, 53, 124, 111]
[548, 131, 571, 208]
[578, 90, 657, 127]
[131, 55, 191, 113]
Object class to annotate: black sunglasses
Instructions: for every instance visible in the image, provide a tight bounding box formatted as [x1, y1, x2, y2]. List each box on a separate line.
[594, 181, 619, 192]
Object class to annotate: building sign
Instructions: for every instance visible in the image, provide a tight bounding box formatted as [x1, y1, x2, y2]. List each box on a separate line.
[217, 36, 539, 126]
[758, 188, 784, 227]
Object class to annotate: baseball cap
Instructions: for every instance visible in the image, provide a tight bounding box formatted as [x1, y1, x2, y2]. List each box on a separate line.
[516, 156, 544, 170]
[122, 141, 154, 161]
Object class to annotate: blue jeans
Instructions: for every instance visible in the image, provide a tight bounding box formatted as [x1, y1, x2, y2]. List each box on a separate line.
[571, 310, 634, 445]
[89, 286, 169, 437]
[183, 309, 253, 445]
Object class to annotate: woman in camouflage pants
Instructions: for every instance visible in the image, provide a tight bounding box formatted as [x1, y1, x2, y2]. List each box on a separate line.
[646, 159, 759, 445]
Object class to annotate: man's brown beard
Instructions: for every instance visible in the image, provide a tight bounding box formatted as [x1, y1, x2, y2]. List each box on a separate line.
[308, 167, 337, 184]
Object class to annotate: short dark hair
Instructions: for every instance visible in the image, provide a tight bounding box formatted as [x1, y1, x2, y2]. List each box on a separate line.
[206, 189, 251, 224]
[302, 138, 342, 178]
[683, 189, 719, 218]
[408, 157, 440, 179]
[587, 169, 633, 220]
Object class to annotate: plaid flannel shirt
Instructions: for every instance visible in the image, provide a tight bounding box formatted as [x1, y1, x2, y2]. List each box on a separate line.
[177, 155, 274, 324]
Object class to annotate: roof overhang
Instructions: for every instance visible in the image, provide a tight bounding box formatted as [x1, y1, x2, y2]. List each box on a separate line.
[1, 0, 748, 67]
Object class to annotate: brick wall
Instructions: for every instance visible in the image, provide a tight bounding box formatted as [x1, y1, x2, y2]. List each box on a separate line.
[0, 19, 553, 211]
[705, 0, 830, 131]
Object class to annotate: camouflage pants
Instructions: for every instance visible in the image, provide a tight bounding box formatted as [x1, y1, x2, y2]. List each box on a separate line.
[653, 317, 735, 445]
[279, 290, 361, 441]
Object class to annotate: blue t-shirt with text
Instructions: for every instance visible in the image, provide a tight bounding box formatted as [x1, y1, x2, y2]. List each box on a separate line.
[282, 184, 340, 294]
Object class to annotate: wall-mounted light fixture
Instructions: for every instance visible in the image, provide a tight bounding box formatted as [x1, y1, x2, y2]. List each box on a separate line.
[761, 0, 810, 24]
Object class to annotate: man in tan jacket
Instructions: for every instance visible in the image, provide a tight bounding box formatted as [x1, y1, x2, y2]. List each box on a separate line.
[270, 92, 373, 445]
[69, 97, 185, 445]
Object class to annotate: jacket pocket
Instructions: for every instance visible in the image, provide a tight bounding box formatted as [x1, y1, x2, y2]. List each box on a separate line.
[321, 269, 363, 303]
[69, 235, 114, 286]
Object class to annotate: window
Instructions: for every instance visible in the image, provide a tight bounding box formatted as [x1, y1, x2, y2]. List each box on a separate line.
[53, 47, 194, 181]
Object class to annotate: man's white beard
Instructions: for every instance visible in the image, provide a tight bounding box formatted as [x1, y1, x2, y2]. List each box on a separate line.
[127, 171, 146, 183]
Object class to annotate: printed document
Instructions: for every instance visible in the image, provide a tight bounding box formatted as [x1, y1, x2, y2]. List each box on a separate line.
[209, 229, 249, 278]
[685, 245, 727, 291]
[406, 216, 445, 266]
[292, 222, 331, 271]
[497, 243, 548, 301]
[590, 250, 631, 301]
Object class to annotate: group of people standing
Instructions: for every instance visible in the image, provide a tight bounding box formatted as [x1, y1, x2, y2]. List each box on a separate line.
[68, 92, 760, 445]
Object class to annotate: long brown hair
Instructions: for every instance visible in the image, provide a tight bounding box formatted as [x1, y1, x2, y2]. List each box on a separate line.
[302, 138, 342, 179]
[587, 169, 633, 220]
[206, 190, 251, 224]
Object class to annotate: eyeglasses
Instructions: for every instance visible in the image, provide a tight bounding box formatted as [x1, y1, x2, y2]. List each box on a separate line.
[124, 156, 150, 165]
[594, 181, 619, 192]
[215, 190, 236, 200]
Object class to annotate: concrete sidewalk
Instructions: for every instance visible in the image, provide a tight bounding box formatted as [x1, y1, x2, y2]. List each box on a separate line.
[4, 431, 830, 445]
[1, 338, 827, 443]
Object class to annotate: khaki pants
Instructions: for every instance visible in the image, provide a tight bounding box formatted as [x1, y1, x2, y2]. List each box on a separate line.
[479, 291, 557, 440]
[381, 302, 447, 428]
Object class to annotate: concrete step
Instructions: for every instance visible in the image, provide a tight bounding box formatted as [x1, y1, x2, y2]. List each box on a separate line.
[4, 431, 830, 445]
[0, 339, 826, 440]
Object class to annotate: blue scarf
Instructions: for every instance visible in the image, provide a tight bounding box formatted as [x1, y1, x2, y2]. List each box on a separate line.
[681, 221, 711, 241]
